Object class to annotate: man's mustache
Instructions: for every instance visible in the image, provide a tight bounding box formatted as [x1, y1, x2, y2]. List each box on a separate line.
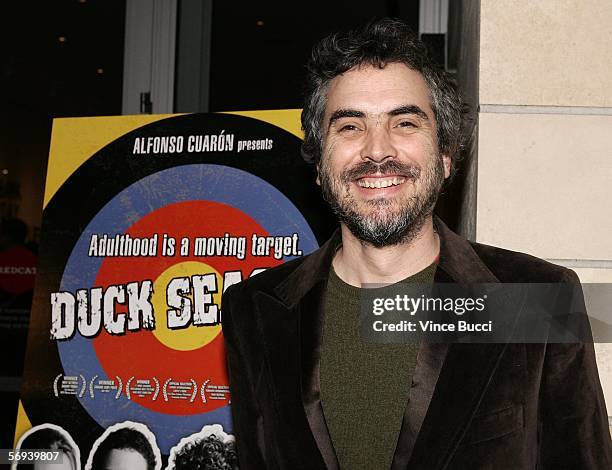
[341, 160, 421, 183]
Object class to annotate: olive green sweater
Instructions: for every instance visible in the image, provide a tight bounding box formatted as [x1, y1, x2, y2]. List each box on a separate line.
[320, 262, 436, 470]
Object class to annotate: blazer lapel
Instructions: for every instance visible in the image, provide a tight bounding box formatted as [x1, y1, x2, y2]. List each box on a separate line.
[298, 280, 340, 470]
[274, 231, 342, 470]
[392, 217, 508, 469]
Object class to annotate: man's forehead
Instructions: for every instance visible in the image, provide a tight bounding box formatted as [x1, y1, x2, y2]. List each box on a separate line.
[324, 63, 434, 119]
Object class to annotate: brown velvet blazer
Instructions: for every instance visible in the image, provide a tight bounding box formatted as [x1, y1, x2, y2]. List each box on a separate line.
[222, 218, 612, 469]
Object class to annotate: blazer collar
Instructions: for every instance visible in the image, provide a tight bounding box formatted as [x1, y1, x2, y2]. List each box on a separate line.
[274, 228, 342, 308]
[434, 216, 499, 284]
[274, 215, 499, 307]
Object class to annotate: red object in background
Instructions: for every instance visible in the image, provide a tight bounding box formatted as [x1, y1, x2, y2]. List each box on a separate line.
[0, 245, 37, 295]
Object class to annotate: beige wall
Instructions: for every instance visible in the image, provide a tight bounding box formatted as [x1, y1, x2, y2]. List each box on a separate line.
[457, 0, 612, 426]
[480, 0, 612, 107]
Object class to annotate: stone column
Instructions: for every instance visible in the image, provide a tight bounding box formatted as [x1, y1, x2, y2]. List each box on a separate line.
[454, 0, 612, 428]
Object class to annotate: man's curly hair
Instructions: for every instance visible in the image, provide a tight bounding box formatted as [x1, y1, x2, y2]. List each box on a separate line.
[173, 434, 238, 470]
[301, 18, 465, 177]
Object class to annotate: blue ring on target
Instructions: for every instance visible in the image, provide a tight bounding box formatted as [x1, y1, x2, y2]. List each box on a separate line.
[58, 164, 317, 452]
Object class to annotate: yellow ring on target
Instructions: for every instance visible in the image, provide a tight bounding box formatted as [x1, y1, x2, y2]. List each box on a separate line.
[152, 261, 223, 351]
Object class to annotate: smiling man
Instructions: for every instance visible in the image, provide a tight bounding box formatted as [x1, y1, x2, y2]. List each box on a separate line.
[222, 19, 612, 469]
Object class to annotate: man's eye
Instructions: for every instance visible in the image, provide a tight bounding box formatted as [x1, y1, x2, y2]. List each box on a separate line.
[339, 124, 359, 132]
[397, 120, 417, 128]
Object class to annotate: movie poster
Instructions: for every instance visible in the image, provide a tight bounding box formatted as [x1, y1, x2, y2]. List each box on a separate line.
[15, 111, 335, 468]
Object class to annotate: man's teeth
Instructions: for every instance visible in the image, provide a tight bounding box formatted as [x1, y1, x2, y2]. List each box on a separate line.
[357, 177, 406, 188]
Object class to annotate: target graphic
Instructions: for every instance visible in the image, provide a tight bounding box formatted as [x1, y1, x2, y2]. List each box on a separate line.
[57, 164, 317, 451]
[20, 112, 337, 458]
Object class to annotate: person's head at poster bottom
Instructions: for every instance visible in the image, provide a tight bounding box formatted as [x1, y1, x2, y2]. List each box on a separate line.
[87, 421, 161, 470]
[166, 424, 237, 470]
[14, 423, 80, 470]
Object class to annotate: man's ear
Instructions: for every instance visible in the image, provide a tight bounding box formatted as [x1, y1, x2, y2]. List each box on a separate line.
[316, 164, 321, 186]
[442, 154, 451, 179]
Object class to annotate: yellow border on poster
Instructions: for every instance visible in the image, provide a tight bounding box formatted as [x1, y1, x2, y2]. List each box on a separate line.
[13, 401, 31, 447]
[19, 108, 303, 444]
[43, 110, 302, 209]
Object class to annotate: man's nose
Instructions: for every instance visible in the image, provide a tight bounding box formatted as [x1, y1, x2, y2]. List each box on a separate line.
[359, 126, 397, 163]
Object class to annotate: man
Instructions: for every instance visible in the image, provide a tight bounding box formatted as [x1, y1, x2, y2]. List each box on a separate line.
[222, 19, 612, 469]
[88, 427, 158, 470]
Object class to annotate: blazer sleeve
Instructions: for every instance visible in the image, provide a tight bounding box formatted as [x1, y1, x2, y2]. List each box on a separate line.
[538, 269, 612, 468]
[223, 283, 268, 468]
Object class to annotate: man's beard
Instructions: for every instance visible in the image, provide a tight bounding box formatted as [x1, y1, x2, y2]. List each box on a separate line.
[319, 155, 445, 248]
